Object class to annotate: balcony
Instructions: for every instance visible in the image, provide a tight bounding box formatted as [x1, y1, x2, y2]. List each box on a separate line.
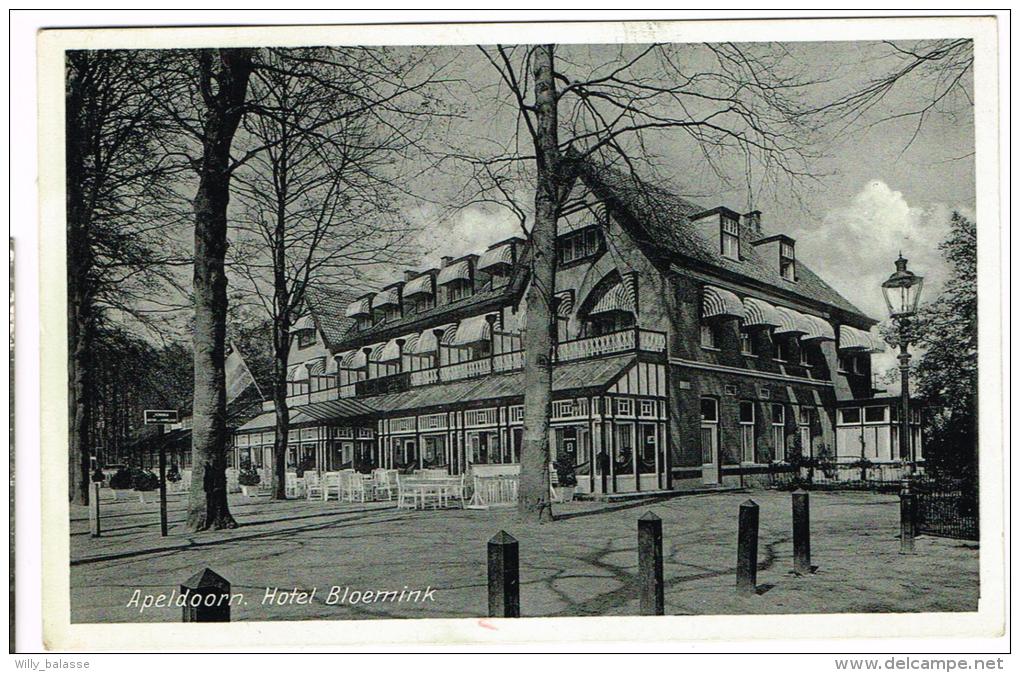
[277, 328, 666, 408]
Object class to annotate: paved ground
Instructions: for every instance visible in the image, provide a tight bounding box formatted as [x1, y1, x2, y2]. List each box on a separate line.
[69, 488, 979, 623]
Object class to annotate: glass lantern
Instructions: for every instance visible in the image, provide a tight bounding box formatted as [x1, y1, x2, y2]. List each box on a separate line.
[881, 254, 924, 318]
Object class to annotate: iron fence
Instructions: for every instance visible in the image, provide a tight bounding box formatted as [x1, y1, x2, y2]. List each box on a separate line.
[913, 476, 979, 541]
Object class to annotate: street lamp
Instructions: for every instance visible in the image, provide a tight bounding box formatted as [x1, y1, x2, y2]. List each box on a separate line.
[881, 254, 924, 473]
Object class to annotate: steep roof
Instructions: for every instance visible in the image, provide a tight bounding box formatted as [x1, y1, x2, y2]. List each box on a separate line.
[576, 159, 873, 325]
[304, 286, 357, 350]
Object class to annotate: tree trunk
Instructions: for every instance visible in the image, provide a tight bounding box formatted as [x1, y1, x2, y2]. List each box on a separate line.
[518, 45, 560, 523]
[187, 48, 254, 531]
[65, 52, 93, 505]
[271, 332, 290, 500]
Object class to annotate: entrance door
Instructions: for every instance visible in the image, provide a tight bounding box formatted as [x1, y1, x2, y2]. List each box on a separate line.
[700, 397, 720, 485]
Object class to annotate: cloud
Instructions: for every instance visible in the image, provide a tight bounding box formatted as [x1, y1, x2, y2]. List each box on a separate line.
[412, 204, 528, 270]
[799, 180, 969, 386]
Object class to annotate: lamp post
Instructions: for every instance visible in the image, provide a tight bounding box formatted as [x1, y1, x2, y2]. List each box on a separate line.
[881, 254, 924, 474]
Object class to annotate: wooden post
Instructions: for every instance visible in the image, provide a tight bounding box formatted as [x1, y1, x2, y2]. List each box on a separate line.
[89, 481, 101, 537]
[736, 499, 759, 595]
[792, 489, 811, 574]
[158, 424, 168, 537]
[181, 567, 232, 622]
[638, 511, 664, 615]
[900, 479, 916, 554]
[487, 530, 520, 617]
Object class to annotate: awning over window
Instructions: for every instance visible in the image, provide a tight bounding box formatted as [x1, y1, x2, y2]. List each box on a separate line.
[373, 286, 400, 308]
[292, 314, 315, 331]
[773, 306, 812, 336]
[436, 259, 471, 285]
[702, 285, 745, 320]
[742, 297, 783, 329]
[336, 349, 367, 369]
[840, 325, 885, 353]
[589, 278, 636, 316]
[449, 314, 496, 345]
[403, 273, 433, 298]
[555, 290, 574, 317]
[477, 242, 515, 272]
[288, 364, 308, 382]
[367, 342, 387, 361]
[801, 314, 836, 342]
[410, 323, 456, 354]
[304, 357, 327, 376]
[345, 296, 371, 318]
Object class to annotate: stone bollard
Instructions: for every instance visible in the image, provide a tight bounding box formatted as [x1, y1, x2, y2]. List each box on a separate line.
[181, 567, 232, 622]
[900, 479, 916, 555]
[638, 511, 665, 615]
[736, 499, 759, 595]
[487, 530, 520, 618]
[792, 489, 811, 574]
[89, 481, 101, 538]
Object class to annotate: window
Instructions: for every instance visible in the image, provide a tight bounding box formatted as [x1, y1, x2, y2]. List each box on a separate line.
[864, 406, 887, 423]
[797, 406, 813, 459]
[700, 397, 718, 423]
[558, 226, 604, 266]
[838, 407, 862, 425]
[780, 241, 796, 281]
[771, 403, 786, 461]
[799, 342, 811, 366]
[739, 401, 756, 463]
[615, 398, 634, 417]
[774, 336, 790, 361]
[407, 295, 434, 315]
[296, 329, 316, 348]
[588, 310, 634, 336]
[446, 280, 472, 303]
[700, 323, 718, 349]
[722, 216, 740, 260]
[356, 316, 373, 331]
[640, 400, 655, 418]
[739, 330, 753, 355]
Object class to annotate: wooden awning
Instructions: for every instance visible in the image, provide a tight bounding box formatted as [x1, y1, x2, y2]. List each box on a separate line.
[555, 290, 574, 318]
[742, 297, 783, 329]
[373, 286, 401, 308]
[840, 325, 885, 353]
[773, 306, 812, 336]
[589, 278, 636, 316]
[449, 314, 495, 345]
[304, 357, 327, 376]
[288, 364, 308, 382]
[477, 242, 515, 272]
[801, 314, 836, 341]
[409, 323, 456, 354]
[292, 314, 315, 331]
[403, 273, 433, 298]
[702, 285, 745, 320]
[436, 259, 471, 285]
[345, 296, 372, 318]
[336, 349, 367, 369]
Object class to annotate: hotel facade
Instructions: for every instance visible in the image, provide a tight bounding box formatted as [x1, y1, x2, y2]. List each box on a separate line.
[233, 162, 922, 494]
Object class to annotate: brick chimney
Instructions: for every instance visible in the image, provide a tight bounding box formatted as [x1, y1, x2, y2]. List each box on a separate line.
[743, 210, 762, 235]
[441, 256, 453, 267]
[404, 270, 418, 281]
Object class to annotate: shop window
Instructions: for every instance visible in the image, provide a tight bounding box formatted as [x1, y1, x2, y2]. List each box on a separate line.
[639, 424, 657, 471]
[739, 401, 755, 463]
[613, 423, 634, 474]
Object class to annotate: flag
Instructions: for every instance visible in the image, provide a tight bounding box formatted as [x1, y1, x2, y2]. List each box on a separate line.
[225, 341, 259, 404]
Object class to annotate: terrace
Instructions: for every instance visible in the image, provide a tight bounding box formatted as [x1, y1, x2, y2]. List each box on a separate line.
[278, 327, 667, 409]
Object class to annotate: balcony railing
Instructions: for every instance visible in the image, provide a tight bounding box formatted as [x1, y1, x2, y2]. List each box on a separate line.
[275, 328, 667, 408]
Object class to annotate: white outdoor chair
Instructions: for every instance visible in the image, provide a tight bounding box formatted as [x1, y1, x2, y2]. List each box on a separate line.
[441, 474, 467, 509]
[285, 472, 301, 498]
[395, 474, 420, 509]
[321, 472, 342, 501]
[346, 473, 373, 503]
[305, 472, 324, 500]
[373, 469, 395, 501]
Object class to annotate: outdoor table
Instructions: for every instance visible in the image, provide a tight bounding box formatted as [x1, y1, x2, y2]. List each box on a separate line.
[399, 476, 462, 510]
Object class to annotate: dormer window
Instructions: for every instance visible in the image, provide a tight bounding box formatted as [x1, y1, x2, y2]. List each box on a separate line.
[446, 279, 472, 303]
[780, 241, 796, 281]
[558, 226, 604, 267]
[721, 216, 740, 260]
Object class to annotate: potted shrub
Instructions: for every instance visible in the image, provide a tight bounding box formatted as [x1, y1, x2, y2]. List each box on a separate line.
[108, 467, 134, 501]
[166, 463, 182, 492]
[553, 455, 578, 503]
[132, 469, 161, 504]
[238, 464, 261, 497]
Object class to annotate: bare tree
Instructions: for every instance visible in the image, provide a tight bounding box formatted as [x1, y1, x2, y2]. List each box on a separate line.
[229, 47, 430, 499]
[65, 50, 186, 504]
[474, 43, 819, 521]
